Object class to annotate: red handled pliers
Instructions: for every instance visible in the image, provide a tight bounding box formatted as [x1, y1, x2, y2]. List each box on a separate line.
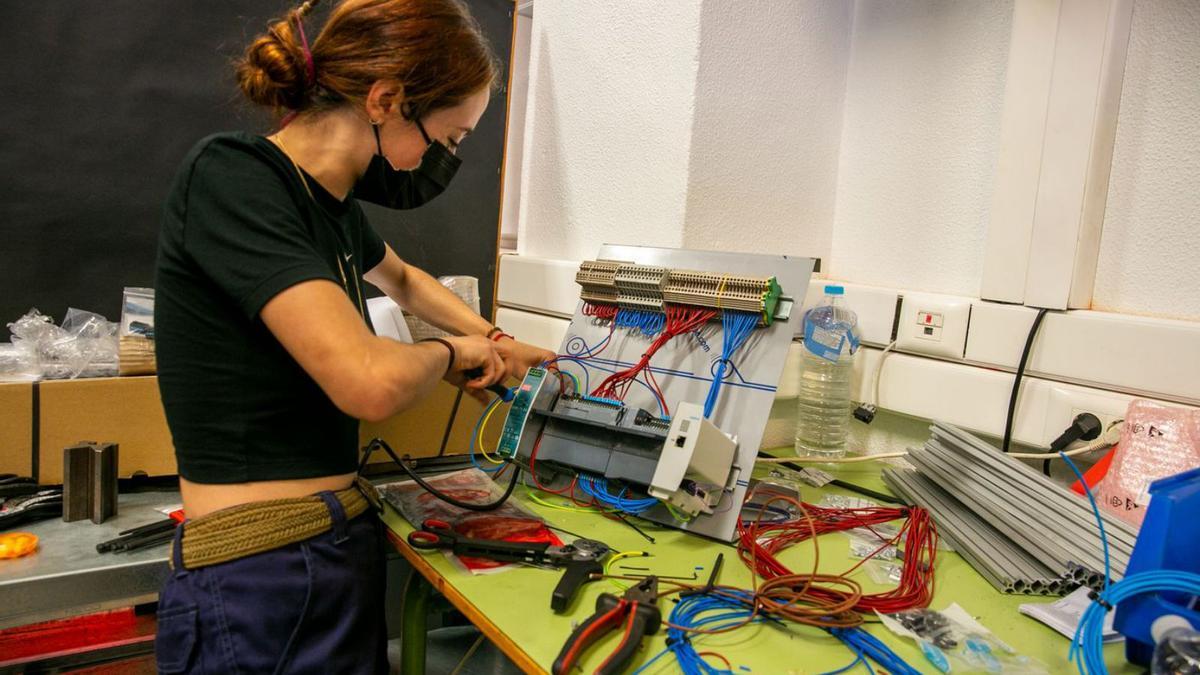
[552, 576, 661, 675]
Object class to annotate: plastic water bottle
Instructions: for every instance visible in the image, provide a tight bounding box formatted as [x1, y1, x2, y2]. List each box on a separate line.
[1152, 616, 1200, 674]
[794, 285, 859, 458]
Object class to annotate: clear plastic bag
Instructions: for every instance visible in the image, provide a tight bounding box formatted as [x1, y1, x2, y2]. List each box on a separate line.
[879, 604, 1049, 674]
[376, 469, 560, 574]
[5, 307, 118, 379]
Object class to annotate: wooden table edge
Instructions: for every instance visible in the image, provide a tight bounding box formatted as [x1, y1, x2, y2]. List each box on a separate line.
[385, 528, 549, 675]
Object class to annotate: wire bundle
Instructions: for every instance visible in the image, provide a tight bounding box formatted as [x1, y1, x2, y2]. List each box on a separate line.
[576, 475, 659, 515]
[737, 492, 938, 614]
[826, 627, 923, 675]
[634, 589, 762, 675]
[1070, 570, 1200, 674]
[615, 308, 667, 336]
[702, 310, 759, 418]
[592, 305, 716, 402]
[583, 302, 620, 321]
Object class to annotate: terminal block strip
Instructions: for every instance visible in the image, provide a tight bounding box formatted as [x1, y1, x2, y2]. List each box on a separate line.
[576, 260, 785, 325]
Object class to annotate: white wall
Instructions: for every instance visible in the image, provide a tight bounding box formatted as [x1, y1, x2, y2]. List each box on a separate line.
[514, 0, 1199, 325]
[681, 1, 853, 264]
[1093, 0, 1200, 321]
[516, 2, 704, 261]
[828, 0, 1014, 296]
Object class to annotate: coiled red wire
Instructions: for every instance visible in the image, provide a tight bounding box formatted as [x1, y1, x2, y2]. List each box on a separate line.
[736, 492, 938, 614]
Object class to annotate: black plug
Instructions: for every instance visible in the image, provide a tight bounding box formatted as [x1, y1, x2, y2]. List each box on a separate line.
[853, 403, 877, 424]
[1050, 413, 1104, 452]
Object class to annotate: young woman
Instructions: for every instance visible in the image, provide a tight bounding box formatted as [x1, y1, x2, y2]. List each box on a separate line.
[152, 0, 552, 671]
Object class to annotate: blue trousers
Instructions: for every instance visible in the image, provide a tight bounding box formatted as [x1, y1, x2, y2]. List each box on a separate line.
[155, 491, 388, 674]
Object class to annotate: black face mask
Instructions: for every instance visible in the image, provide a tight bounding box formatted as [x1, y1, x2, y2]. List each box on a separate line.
[353, 118, 462, 209]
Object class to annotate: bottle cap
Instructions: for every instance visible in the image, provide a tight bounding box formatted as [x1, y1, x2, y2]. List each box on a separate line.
[1151, 614, 1196, 643]
[824, 285, 844, 295]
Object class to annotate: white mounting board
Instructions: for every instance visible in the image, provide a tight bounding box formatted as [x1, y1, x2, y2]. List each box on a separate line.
[555, 244, 815, 541]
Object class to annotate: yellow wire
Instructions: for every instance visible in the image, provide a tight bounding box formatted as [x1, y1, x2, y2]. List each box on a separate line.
[477, 399, 506, 464]
[605, 550, 651, 590]
[523, 486, 598, 513]
[664, 502, 694, 522]
[715, 275, 728, 310]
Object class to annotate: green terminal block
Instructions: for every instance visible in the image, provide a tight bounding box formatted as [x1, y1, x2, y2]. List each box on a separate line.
[761, 276, 782, 326]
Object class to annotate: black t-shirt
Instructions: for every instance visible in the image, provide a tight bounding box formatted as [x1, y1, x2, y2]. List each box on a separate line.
[154, 132, 386, 484]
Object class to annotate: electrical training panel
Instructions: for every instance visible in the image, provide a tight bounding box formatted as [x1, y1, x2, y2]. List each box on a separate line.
[499, 246, 815, 541]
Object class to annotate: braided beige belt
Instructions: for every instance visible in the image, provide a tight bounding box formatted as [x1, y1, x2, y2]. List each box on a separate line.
[172, 485, 369, 570]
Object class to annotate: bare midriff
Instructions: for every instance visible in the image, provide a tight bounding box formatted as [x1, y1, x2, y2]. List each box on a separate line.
[180, 472, 357, 519]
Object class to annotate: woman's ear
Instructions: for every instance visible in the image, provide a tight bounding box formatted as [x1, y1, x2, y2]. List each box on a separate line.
[364, 80, 405, 121]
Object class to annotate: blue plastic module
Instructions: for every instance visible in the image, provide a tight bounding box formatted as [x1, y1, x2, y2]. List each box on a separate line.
[1113, 466, 1200, 666]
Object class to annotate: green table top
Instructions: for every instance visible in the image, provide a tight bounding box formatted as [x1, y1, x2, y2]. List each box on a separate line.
[382, 414, 1135, 674]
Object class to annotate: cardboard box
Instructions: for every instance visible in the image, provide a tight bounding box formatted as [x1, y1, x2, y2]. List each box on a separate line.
[0, 382, 33, 476]
[38, 376, 176, 484]
[34, 375, 475, 483]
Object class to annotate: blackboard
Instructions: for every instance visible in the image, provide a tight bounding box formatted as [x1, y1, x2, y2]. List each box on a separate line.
[0, 0, 511, 334]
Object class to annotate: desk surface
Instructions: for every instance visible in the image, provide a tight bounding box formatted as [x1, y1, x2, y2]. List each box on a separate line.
[383, 415, 1137, 675]
[0, 491, 177, 629]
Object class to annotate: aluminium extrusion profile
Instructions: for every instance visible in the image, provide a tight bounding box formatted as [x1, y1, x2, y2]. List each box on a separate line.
[926, 432, 1139, 555]
[909, 441, 1124, 579]
[884, 467, 1063, 593]
[932, 423, 1137, 543]
[883, 468, 1062, 596]
[925, 423, 1138, 552]
[903, 445, 1086, 573]
[913, 438, 1134, 570]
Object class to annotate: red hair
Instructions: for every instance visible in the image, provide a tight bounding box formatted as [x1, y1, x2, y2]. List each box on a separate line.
[236, 0, 498, 119]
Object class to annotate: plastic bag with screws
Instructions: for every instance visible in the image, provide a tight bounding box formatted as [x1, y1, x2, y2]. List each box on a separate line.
[878, 604, 1049, 674]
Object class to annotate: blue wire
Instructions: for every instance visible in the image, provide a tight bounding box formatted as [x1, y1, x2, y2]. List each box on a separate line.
[1059, 451, 1111, 590]
[577, 475, 657, 514]
[827, 628, 921, 675]
[703, 311, 758, 418]
[1070, 570, 1200, 674]
[468, 396, 504, 473]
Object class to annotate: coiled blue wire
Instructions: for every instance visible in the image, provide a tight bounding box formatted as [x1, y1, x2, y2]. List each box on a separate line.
[1071, 570, 1200, 674]
[1060, 449, 1200, 674]
[633, 590, 760, 675]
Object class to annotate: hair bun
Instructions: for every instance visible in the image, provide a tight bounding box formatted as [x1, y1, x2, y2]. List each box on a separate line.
[236, 16, 311, 111]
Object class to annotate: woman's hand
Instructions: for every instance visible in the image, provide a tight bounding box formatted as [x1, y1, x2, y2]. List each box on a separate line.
[443, 335, 506, 404]
[493, 337, 556, 382]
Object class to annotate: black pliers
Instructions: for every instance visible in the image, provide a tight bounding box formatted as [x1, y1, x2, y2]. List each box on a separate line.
[408, 519, 610, 612]
[552, 576, 661, 675]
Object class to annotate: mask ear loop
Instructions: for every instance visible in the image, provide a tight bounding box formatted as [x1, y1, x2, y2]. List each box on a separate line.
[370, 120, 384, 156]
[414, 117, 434, 145]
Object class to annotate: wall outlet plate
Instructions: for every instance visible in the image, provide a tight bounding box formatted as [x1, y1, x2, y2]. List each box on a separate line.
[1043, 386, 1129, 447]
[895, 293, 971, 359]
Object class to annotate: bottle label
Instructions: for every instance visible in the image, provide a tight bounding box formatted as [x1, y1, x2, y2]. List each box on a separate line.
[804, 321, 861, 362]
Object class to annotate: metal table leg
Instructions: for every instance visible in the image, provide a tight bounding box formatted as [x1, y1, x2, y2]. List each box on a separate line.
[400, 570, 433, 674]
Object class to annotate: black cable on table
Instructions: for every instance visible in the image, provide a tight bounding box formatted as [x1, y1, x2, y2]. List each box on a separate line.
[1002, 308, 1049, 454]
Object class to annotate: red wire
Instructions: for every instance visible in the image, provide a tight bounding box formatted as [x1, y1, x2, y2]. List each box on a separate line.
[736, 496, 938, 614]
[591, 305, 715, 401]
[528, 432, 573, 494]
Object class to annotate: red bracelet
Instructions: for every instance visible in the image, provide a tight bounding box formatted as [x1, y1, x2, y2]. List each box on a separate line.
[487, 327, 514, 342]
